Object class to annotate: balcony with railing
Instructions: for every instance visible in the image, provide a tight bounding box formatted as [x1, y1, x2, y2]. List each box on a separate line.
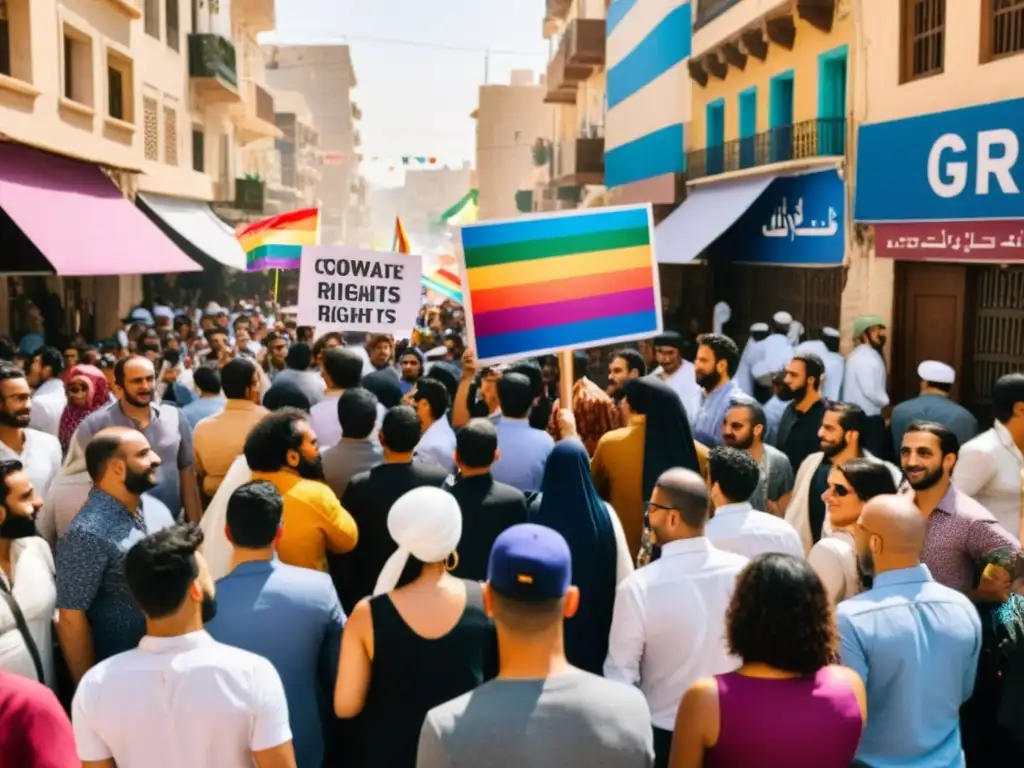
[188, 33, 239, 104]
[553, 136, 605, 185]
[544, 18, 605, 104]
[685, 118, 846, 180]
[234, 81, 283, 144]
[234, 177, 266, 212]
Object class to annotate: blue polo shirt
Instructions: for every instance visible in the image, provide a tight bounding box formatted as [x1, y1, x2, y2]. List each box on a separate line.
[490, 418, 554, 493]
[205, 558, 345, 768]
[837, 564, 982, 767]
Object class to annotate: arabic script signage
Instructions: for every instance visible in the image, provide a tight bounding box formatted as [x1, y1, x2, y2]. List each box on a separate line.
[714, 169, 844, 265]
[875, 220, 1024, 261]
[855, 98, 1024, 223]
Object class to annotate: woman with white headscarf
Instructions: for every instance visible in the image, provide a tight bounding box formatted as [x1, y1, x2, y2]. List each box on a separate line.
[333, 487, 496, 767]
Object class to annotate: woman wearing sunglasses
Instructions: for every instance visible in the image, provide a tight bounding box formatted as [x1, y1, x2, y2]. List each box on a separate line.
[809, 457, 897, 602]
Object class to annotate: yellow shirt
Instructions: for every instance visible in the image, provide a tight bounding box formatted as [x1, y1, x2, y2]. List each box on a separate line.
[193, 400, 268, 498]
[251, 470, 359, 572]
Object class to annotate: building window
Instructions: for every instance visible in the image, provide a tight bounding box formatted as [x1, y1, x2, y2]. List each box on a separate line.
[164, 106, 178, 165]
[166, 0, 179, 52]
[107, 67, 123, 119]
[982, 0, 1024, 62]
[192, 128, 205, 172]
[900, 0, 945, 82]
[61, 30, 93, 106]
[0, 1, 32, 84]
[0, 8, 10, 77]
[144, 97, 159, 160]
[107, 51, 135, 123]
[145, 0, 160, 39]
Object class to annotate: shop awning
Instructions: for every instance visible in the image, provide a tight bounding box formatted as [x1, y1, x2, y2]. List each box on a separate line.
[655, 174, 779, 264]
[138, 193, 247, 270]
[0, 142, 201, 276]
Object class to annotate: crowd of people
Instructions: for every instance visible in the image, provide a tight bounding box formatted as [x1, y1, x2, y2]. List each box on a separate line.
[0, 299, 1021, 767]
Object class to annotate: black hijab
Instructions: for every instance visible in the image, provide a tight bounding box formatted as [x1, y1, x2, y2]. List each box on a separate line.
[621, 377, 700, 500]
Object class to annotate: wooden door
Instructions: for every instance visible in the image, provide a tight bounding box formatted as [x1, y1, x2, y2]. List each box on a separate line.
[891, 261, 967, 404]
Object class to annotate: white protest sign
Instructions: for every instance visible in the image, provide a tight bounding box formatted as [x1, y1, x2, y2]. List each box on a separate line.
[297, 245, 423, 334]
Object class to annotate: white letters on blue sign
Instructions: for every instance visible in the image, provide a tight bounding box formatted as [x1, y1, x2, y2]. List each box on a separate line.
[926, 129, 1020, 199]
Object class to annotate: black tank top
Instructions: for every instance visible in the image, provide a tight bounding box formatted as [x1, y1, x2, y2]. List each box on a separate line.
[353, 580, 496, 767]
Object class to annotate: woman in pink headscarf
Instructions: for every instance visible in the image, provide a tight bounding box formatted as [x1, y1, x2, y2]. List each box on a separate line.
[58, 364, 110, 454]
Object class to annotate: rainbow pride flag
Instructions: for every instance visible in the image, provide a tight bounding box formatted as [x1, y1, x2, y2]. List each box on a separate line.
[239, 207, 319, 271]
[459, 205, 660, 362]
[422, 268, 462, 303]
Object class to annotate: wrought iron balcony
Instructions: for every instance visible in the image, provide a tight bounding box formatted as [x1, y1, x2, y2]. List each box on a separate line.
[188, 34, 238, 104]
[234, 177, 265, 212]
[685, 117, 846, 180]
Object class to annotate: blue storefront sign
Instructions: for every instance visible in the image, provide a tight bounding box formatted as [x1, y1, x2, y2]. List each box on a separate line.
[715, 169, 845, 265]
[855, 98, 1024, 222]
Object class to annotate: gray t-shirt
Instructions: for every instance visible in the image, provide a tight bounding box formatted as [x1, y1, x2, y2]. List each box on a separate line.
[750, 444, 795, 512]
[416, 672, 654, 768]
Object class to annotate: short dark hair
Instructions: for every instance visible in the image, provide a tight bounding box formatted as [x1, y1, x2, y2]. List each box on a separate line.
[488, 591, 565, 635]
[413, 378, 450, 421]
[727, 553, 837, 675]
[220, 357, 256, 399]
[244, 409, 308, 472]
[497, 373, 533, 419]
[285, 343, 312, 371]
[456, 419, 498, 468]
[322, 347, 363, 389]
[0, 459, 24, 505]
[708, 446, 761, 504]
[85, 430, 128, 482]
[611, 348, 646, 377]
[992, 373, 1024, 424]
[698, 333, 740, 377]
[504, 361, 542, 399]
[572, 351, 589, 381]
[337, 388, 379, 440]
[836, 457, 898, 501]
[826, 401, 867, 435]
[726, 398, 767, 432]
[113, 356, 150, 388]
[263, 331, 286, 348]
[232, 314, 250, 331]
[904, 420, 960, 458]
[125, 524, 204, 619]
[226, 481, 283, 549]
[380, 405, 422, 453]
[0, 362, 26, 385]
[35, 347, 65, 378]
[192, 366, 221, 396]
[792, 353, 825, 390]
[312, 332, 344, 361]
[205, 327, 229, 341]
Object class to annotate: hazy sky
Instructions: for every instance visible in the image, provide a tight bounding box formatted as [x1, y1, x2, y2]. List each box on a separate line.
[266, 0, 549, 186]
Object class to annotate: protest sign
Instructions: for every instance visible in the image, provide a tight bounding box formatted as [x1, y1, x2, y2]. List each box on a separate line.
[297, 245, 423, 334]
[458, 204, 662, 364]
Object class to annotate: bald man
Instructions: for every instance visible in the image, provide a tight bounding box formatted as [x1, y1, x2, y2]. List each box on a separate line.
[55, 427, 177, 683]
[837, 495, 982, 767]
[605, 468, 747, 768]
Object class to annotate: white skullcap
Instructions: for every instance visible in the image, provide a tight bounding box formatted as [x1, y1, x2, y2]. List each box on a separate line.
[750, 322, 769, 332]
[773, 311, 793, 325]
[373, 487, 463, 595]
[918, 360, 955, 385]
[823, 327, 840, 338]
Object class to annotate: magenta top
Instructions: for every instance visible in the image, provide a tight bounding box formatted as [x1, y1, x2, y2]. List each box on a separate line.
[704, 668, 862, 768]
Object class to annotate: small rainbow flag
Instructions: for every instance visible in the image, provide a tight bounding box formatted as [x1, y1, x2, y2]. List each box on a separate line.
[422, 268, 462, 303]
[239, 207, 319, 271]
[393, 217, 411, 254]
[460, 205, 659, 362]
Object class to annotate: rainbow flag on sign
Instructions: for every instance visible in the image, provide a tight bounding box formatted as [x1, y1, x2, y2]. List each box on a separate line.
[239, 207, 320, 271]
[422, 268, 462, 303]
[460, 206, 659, 362]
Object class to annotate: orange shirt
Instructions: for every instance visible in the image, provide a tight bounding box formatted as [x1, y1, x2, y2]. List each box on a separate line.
[193, 400, 268, 498]
[547, 377, 622, 456]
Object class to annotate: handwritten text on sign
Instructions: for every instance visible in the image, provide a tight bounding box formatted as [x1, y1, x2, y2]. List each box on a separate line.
[297, 245, 423, 333]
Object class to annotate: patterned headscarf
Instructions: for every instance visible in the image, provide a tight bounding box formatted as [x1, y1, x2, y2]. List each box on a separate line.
[58, 364, 109, 454]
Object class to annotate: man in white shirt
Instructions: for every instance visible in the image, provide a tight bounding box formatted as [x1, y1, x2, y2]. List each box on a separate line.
[706, 446, 803, 559]
[605, 467, 747, 768]
[842, 316, 890, 457]
[72, 524, 296, 768]
[649, 331, 701, 407]
[796, 327, 845, 402]
[26, 347, 66, 438]
[0, 364, 61, 499]
[310, 347, 375, 451]
[751, 312, 796, 400]
[411, 378, 457, 475]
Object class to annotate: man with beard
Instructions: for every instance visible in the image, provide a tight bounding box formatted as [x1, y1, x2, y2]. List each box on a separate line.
[722, 400, 794, 515]
[606, 348, 646, 396]
[688, 333, 745, 447]
[774, 353, 828, 472]
[398, 347, 424, 396]
[26, 346, 66, 437]
[0, 364, 61, 500]
[74, 356, 202, 525]
[842, 316, 890, 457]
[243, 408, 358, 574]
[0, 459, 57, 685]
[71, 524, 296, 768]
[784, 402, 901, 553]
[55, 427, 177, 683]
[837, 494, 981, 768]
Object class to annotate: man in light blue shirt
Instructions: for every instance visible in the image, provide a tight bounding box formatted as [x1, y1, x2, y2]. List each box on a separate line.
[180, 366, 225, 428]
[205, 480, 345, 768]
[689, 333, 752, 447]
[490, 372, 554, 493]
[838, 494, 981, 768]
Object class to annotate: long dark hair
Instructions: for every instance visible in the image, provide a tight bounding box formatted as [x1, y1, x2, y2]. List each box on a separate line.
[836, 457, 897, 500]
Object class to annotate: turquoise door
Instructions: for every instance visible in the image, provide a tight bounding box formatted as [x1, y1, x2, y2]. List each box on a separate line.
[818, 45, 848, 155]
[706, 99, 725, 175]
[769, 72, 794, 163]
[738, 88, 757, 168]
